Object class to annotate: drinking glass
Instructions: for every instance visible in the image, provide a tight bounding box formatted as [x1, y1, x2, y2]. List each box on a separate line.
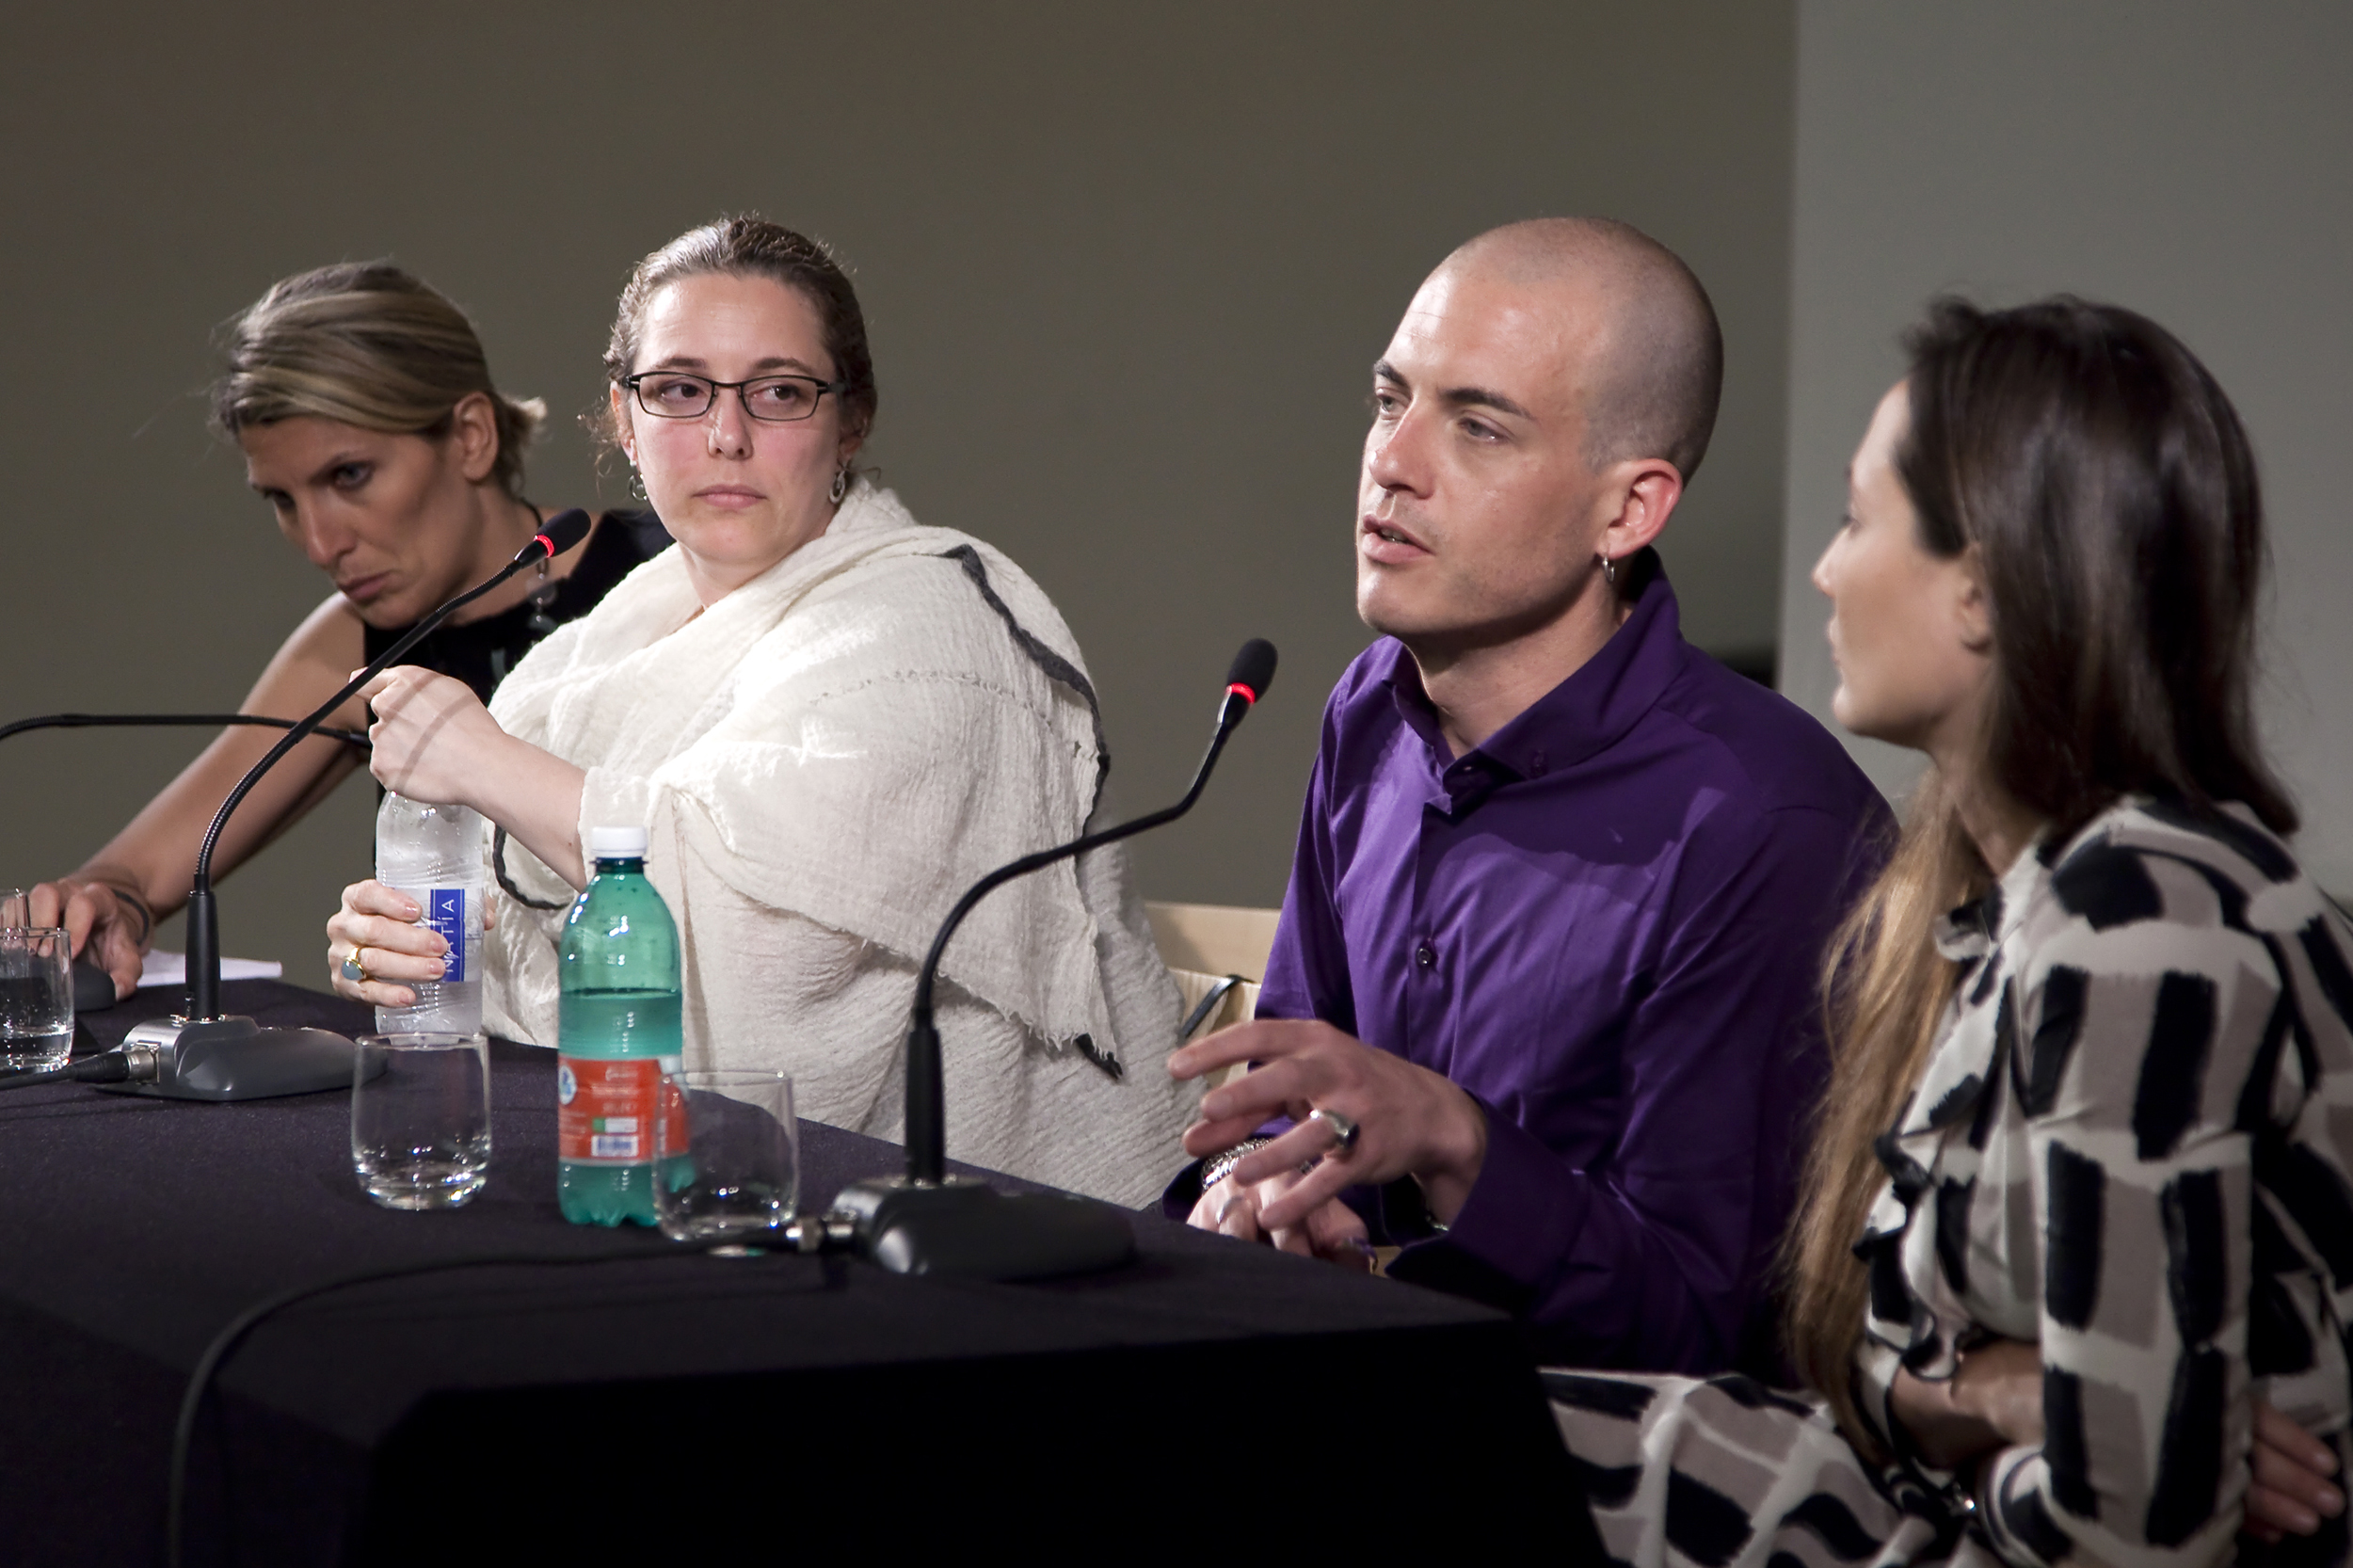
[351, 1032, 491, 1209]
[0, 924, 73, 1072]
[653, 1069, 797, 1243]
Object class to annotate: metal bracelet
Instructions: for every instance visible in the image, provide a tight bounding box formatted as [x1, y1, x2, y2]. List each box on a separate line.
[1200, 1137, 1273, 1192]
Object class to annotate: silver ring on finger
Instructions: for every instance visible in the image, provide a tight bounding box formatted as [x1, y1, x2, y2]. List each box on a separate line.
[340, 948, 369, 984]
[1308, 1106, 1360, 1157]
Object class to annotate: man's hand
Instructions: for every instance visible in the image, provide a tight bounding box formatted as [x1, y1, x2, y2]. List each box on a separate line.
[1169, 1017, 1487, 1235]
[1186, 1164, 1373, 1268]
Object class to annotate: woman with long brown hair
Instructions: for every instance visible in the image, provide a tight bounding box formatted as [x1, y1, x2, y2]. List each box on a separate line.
[1546, 297, 2353, 1567]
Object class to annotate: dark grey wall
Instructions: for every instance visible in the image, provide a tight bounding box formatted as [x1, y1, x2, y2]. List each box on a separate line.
[1779, 5, 2353, 887]
[1, 2, 1796, 976]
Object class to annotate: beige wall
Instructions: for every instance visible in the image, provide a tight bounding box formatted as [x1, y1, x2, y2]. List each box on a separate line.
[1780, 5, 2353, 886]
[0, 2, 1797, 977]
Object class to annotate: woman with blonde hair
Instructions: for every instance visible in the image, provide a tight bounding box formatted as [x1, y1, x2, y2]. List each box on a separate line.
[28, 264, 665, 997]
[1547, 297, 2353, 1567]
[326, 216, 1189, 1205]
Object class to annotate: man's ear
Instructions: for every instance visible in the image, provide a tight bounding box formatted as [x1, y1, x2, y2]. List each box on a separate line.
[448, 392, 502, 486]
[1596, 456, 1685, 562]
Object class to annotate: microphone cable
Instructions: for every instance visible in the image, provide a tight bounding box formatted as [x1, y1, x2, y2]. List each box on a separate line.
[0, 712, 370, 749]
[166, 1239, 837, 1568]
[0, 1046, 156, 1094]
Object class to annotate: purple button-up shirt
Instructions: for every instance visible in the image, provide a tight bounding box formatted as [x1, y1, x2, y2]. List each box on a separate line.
[1256, 557, 1888, 1374]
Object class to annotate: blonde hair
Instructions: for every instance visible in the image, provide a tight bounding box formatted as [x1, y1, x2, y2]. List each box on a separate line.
[210, 262, 545, 497]
[1784, 773, 1982, 1455]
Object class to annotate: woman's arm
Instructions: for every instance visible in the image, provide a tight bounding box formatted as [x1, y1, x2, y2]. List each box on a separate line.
[1971, 890, 2278, 1568]
[1901, 1346, 2345, 1544]
[28, 594, 368, 997]
[359, 664, 584, 888]
[1890, 1340, 2045, 1472]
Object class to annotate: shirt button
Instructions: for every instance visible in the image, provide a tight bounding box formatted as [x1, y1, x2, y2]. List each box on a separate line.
[1528, 750, 1548, 777]
[1415, 942, 1436, 971]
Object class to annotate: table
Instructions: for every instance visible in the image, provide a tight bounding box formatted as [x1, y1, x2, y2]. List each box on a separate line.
[1, 982, 1577, 1562]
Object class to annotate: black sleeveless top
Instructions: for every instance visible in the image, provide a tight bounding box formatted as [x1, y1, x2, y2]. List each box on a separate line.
[362, 510, 672, 703]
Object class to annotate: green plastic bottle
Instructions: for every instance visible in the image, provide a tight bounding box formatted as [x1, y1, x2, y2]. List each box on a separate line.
[557, 825, 683, 1226]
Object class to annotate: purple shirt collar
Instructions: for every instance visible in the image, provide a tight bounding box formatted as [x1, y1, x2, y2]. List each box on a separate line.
[1379, 547, 1681, 804]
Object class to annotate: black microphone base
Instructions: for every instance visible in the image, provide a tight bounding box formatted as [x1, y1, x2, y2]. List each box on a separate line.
[828, 1175, 1135, 1281]
[97, 1015, 375, 1102]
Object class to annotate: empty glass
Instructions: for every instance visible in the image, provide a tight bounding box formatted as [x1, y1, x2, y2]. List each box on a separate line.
[351, 1032, 491, 1209]
[0, 924, 73, 1072]
[653, 1069, 797, 1243]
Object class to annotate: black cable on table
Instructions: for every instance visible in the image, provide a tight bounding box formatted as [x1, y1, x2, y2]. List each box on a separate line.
[168, 1248, 703, 1568]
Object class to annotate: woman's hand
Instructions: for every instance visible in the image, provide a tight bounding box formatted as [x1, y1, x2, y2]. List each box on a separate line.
[327, 879, 449, 1010]
[2248, 1400, 2345, 1544]
[1898, 1338, 2342, 1543]
[25, 875, 147, 1000]
[360, 666, 510, 811]
[359, 664, 590, 888]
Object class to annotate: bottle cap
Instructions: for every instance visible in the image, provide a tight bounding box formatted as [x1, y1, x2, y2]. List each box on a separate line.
[588, 825, 649, 858]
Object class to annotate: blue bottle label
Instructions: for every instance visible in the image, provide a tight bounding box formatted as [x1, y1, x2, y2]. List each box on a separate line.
[423, 888, 471, 983]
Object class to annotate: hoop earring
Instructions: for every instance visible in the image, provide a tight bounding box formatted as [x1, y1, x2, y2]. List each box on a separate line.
[1600, 552, 1617, 588]
[829, 466, 850, 504]
[629, 466, 648, 503]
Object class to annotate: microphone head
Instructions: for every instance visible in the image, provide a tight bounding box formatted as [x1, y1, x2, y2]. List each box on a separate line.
[524, 507, 594, 562]
[1225, 638, 1278, 706]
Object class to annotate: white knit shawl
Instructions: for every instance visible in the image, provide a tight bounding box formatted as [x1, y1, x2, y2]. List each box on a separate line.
[478, 483, 1191, 1203]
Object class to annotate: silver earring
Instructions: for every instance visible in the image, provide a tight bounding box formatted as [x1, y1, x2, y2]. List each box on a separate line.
[629, 466, 648, 503]
[1600, 552, 1617, 588]
[829, 466, 850, 504]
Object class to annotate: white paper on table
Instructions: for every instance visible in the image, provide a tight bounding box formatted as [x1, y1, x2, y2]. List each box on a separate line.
[137, 949, 284, 987]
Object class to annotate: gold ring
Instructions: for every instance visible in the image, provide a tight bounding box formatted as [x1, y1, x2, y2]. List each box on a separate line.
[340, 948, 369, 984]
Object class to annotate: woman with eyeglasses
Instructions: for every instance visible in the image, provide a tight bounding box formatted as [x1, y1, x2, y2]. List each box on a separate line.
[325, 216, 1190, 1204]
[27, 264, 667, 1001]
[1545, 298, 2353, 1567]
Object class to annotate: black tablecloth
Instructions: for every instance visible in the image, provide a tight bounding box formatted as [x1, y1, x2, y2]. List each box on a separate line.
[1, 983, 1574, 1562]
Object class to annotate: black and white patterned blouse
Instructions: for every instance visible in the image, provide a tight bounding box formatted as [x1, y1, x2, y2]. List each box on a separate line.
[1547, 797, 2353, 1568]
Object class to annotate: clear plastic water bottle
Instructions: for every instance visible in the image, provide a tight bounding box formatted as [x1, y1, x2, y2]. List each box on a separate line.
[374, 792, 486, 1035]
[557, 825, 684, 1226]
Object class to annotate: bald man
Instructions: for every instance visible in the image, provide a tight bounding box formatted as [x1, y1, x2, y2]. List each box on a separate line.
[1167, 219, 1889, 1375]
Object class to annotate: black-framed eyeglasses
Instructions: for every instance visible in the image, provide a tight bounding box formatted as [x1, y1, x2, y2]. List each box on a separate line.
[622, 371, 846, 424]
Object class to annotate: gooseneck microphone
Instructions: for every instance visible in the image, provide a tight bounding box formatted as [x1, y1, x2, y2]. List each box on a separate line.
[104, 509, 594, 1103]
[827, 637, 1276, 1279]
[0, 716, 370, 1010]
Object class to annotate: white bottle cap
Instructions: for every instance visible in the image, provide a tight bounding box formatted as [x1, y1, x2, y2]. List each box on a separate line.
[588, 825, 649, 858]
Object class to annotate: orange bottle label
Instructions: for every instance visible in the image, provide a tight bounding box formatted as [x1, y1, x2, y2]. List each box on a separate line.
[557, 1056, 687, 1164]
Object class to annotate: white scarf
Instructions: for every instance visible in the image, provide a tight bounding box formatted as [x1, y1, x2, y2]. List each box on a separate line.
[481, 481, 1145, 1064]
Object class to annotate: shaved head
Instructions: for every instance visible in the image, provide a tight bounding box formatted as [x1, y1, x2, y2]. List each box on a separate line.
[1444, 217, 1722, 481]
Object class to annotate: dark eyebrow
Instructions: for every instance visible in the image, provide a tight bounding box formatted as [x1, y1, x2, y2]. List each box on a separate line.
[1370, 360, 1531, 421]
[1441, 384, 1532, 421]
